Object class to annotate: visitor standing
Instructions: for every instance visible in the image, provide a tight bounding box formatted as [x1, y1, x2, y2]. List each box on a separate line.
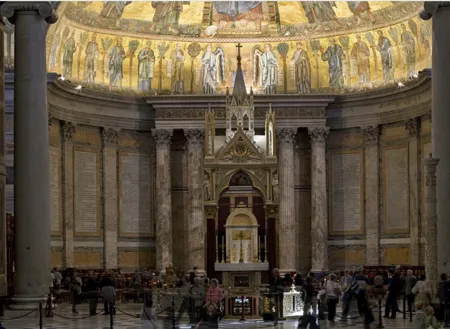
[324, 273, 341, 324]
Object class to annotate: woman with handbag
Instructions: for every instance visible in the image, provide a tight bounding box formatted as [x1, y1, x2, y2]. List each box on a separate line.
[202, 279, 224, 328]
[324, 273, 341, 324]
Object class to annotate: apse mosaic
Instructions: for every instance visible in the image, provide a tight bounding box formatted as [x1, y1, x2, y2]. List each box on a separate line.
[45, 1, 431, 95]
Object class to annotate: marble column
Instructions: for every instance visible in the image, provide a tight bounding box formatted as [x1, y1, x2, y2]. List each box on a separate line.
[61, 122, 76, 268]
[102, 128, 119, 269]
[406, 118, 421, 265]
[184, 129, 205, 270]
[0, 2, 58, 309]
[308, 127, 329, 272]
[0, 19, 6, 297]
[362, 126, 380, 265]
[421, 2, 450, 274]
[276, 128, 297, 273]
[152, 129, 173, 272]
[424, 156, 439, 281]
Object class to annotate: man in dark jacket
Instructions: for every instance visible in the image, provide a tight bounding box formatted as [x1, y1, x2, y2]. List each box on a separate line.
[384, 271, 402, 319]
[269, 269, 284, 325]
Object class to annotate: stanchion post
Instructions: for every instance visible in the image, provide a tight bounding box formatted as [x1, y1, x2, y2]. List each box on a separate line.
[110, 305, 113, 329]
[377, 297, 384, 329]
[239, 295, 245, 322]
[172, 295, 176, 329]
[403, 293, 406, 319]
[39, 302, 43, 329]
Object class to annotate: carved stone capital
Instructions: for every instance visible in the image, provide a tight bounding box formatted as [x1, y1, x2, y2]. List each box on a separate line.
[276, 128, 297, 144]
[1, 2, 58, 24]
[308, 127, 330, 145]
[48, 113, 52, 131]
[405, 118, 420, 138]
[361, 125, 379, 146]
[204, 206, 218, 219]
[61, 121, 76, 142]
[264, 204, 278, 219]
[184, 129, 204, 145]
[152, 129, 173, 146]
[102, 127, 119, 145]
[424, 157, 440, 186]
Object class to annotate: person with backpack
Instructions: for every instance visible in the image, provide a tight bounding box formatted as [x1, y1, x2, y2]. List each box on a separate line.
[385, 271, 403, 319]
[69, 274, 81, 313]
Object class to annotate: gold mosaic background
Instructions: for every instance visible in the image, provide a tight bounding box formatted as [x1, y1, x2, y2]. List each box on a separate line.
[46, 1, 431, 94]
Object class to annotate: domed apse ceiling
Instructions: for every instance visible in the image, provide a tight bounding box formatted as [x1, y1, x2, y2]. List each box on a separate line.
[46, 1, 431, 95]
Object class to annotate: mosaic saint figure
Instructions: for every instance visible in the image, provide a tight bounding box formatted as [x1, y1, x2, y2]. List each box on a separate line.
[376, 30, 395, 83]
[152, 2, 184, 25]
[254, 44, 278, 95]
[137, 41, 155, 92]
[321, 39, 345, 90]
[83, 34, 99, 84]
[49, 33, 60, 71]
[108, 38, 126, 88]
[99, 1, 131, 19]
[62, 32, 77, 79]
[302, 1, 337, 23]
[347, 1, 375, 22]
[400, 24, 416, 78]
[201, 45, 225, 95]
[170, 43, 185, 94]
[350, 35, 370, 84]
[290, 42, 311, 93]
[213, 1, 261, 19]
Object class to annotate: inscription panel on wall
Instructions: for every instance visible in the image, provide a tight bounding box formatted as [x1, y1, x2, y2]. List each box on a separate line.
[49, 146, 61, 234]
[120, 154, 151, 236]
[74, 151, 98, 235]
[330, 152, 364, 234]
[384, 147, 409, 233]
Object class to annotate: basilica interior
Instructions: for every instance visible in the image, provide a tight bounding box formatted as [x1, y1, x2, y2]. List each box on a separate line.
[0, 1, 447, 324]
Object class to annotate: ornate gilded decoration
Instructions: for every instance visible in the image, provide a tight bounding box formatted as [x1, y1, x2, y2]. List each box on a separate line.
[217, 128, 263, 163]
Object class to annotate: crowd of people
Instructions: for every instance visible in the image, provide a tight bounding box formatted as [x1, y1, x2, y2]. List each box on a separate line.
[269, 267, 450, 329]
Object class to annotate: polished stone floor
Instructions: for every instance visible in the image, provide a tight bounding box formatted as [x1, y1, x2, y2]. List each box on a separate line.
[0, 302, 418, 329]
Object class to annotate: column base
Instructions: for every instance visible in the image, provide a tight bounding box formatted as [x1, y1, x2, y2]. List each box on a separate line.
[10, 295, 47, 310]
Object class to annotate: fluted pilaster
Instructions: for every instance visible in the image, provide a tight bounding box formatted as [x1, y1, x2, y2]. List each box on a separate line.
[184, 129, 205, 270]
[102, 127, 119, 269]
[309, 127, 329, 272]
[276, 128, 297, 272]
[152, 129, 173, 271]
[362, 125, 380, 265]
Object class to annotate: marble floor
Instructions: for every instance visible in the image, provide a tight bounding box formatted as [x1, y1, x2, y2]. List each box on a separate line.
[0, 302, 417, 329]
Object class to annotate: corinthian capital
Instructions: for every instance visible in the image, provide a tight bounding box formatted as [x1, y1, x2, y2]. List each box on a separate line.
[152, 129, 173, 146]
[1, 2, 58, 24]
[361, 125, 379, 146]
[184, 129, 204, 145]
[308, 127, 329, 145]
[61, 121, 76, 142]
[102, 127, 119, 145]
[276, 128, 297, 144]
[405, 118, 420, 138]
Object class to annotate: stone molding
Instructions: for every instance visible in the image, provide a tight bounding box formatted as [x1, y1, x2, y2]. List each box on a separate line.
[308, 127, 330, 145]
[61, 121, 76, 142]
[184, 129, 204, 145]
[1, 2, 58, 24]
[204, 206, 218, 219]
[152, 129, 173, 145]
[405, 118, 420, 138]
[361, 125, 379, 146]
[101, 127, 119, 145]
[276, 128, 297, 144]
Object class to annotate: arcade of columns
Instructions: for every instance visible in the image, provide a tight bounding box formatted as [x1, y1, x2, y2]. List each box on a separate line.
[0, 0, 448, 309]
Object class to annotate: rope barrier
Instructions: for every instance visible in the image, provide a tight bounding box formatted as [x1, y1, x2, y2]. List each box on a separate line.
[0, 309, 37, 321]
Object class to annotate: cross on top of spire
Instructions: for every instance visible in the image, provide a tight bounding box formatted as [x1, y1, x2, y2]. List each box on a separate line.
[236, 43, 242, 65]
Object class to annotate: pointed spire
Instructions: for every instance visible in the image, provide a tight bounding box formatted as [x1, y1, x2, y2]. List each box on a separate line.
[232, 43, 247, 99]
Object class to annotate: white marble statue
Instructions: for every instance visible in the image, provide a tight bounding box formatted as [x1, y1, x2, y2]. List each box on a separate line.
[204, 174, 211, 200]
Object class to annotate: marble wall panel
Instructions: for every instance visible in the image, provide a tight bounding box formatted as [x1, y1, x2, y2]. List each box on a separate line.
[51, 251, 63, 268]
[118, 250, 155, 269]
[382, 246, 410, 265]
[328, 247, 366, 270]
[72, 125, 101, 146]
[382, 124, 409, 141]
[327, 130, 364, 149]
[73, 250, 102, 268]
